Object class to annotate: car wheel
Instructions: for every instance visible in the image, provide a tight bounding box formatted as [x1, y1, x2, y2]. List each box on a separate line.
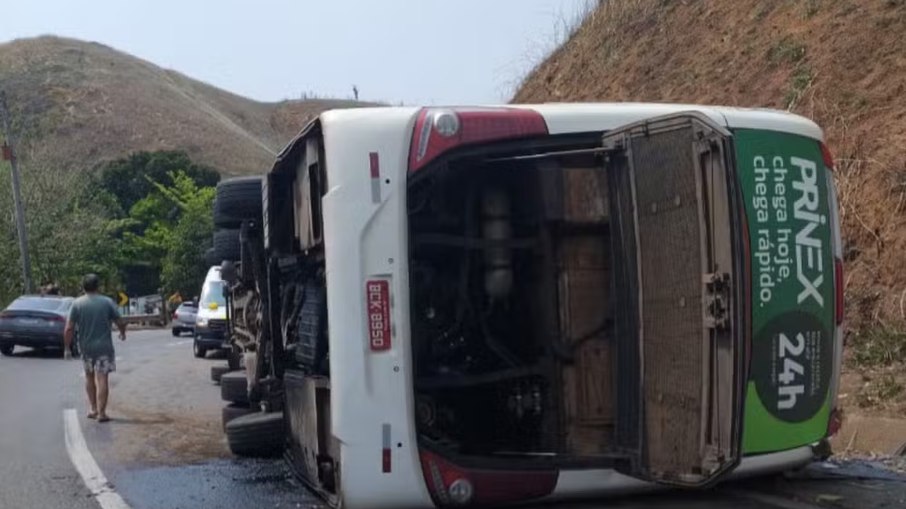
[0, 344, 13, 356]
[220, 371, 249, 404]
[193, 339, 207, 359]
[211, 364, 233, 384]
[213, 177, 263, 228]
[225, 411, 284, 457]
[172, 328, 181, 337]
[221, 403, 255, 431]
[213, 228, 241, 262]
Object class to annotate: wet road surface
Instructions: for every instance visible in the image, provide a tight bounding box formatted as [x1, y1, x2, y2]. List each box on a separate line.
[2, 328, 905, 508]
[113, 458, 320, 509]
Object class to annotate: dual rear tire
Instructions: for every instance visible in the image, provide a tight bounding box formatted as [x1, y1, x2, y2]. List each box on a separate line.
[212, 177, 262, 263]
[212, 177, 282, 458]
[220, 371, 249, 405]
[210, 365, 233, 383]
[213, 177, 263, 228]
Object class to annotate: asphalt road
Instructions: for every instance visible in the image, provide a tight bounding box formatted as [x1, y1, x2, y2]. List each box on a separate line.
[0, 342, 97, 509]
[1, 328, 904, 509]
[0, 329, 319, 509]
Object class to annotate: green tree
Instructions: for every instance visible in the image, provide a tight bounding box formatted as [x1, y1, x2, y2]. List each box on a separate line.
[119, 192, 176, 271]
[117, 170, 216, 298]
[0, 162, 122, 304]
[97, 151, 221, 295]
[161, 196, 215, 299]
[96, 151, 220, 214]
[154, 172, 215, 298]
[0, 151, 219, 306]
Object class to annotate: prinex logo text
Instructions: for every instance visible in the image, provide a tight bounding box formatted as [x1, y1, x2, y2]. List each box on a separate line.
[791, 157, 825, 306]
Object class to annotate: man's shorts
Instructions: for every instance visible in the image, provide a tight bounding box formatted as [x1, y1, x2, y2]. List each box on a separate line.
[83, 355, 116, 374]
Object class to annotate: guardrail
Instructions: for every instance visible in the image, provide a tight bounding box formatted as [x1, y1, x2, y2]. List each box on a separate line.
[122, 314, 168, 328]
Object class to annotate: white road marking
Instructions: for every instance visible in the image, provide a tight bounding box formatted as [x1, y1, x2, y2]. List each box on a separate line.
[63, 408, 131, 509]
[166, 340, 192, 347]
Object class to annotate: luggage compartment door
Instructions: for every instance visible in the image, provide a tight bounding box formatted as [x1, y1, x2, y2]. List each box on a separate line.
[604, 113, 746, 487]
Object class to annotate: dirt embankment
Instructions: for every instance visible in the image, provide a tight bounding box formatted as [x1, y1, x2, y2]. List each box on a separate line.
[515, 0, 906, 445]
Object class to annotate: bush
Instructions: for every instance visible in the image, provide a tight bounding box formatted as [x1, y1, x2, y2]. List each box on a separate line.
[857, 373, 904, 408]
[0, 162, 122, 303]
[848, 326, 906, 367]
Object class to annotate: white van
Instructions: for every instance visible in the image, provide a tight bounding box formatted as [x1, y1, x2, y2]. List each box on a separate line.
[193, 265, 229, 358]
[224, 103, 843, 508]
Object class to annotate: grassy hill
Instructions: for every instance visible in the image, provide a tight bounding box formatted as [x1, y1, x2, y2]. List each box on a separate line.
[515, 0, 906, 428]
[0, 36, 368, 175]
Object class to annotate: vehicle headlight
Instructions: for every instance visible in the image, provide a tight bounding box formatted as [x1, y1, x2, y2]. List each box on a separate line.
[196, 318, 208, 327]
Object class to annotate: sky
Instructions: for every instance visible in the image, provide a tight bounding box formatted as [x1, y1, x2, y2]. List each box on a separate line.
[1, 0, 592, 105]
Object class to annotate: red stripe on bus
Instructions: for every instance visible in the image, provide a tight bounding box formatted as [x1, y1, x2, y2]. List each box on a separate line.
[369, 152, 380, 179]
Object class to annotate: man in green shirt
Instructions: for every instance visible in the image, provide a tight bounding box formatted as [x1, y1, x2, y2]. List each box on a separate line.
[64, 274, 127, 422]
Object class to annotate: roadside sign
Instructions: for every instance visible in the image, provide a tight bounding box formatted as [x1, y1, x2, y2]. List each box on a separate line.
[118, 291, 129, 307]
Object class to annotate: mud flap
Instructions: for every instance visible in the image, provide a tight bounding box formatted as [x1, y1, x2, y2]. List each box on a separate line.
[603, 113, 745, 487]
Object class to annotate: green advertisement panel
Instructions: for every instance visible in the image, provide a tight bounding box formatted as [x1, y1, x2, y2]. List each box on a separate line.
[734, 129, 835, 453]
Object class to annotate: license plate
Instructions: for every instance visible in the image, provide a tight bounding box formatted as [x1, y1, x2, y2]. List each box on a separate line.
[365, 279, 391, 351]
[19, 319, 39, 325]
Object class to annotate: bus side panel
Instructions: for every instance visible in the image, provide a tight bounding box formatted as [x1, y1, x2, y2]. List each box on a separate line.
[733, 129, 836, 454]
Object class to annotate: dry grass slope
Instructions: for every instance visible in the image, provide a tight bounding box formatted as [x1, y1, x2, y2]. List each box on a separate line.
[516, 0, 906, 423]
[516, 0, 906, 337]
[0, 36, 369, 175]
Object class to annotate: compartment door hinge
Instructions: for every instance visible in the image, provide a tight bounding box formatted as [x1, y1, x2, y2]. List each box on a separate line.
[703, 272, 731, 330]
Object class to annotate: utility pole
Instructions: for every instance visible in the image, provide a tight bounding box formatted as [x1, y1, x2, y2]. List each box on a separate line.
[0, 91, 33, 294]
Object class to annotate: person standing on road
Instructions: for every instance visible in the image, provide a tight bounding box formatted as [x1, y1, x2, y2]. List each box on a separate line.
[63, 274, 127, 422]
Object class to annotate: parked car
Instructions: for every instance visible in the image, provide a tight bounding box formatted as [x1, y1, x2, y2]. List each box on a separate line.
[171, 301, 198, 337]
[0, 295, 76, 356]
[194, 266, 229, 358]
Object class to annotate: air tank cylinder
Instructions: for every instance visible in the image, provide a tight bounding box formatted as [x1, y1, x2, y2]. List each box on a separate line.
[482, 188, 513, 301]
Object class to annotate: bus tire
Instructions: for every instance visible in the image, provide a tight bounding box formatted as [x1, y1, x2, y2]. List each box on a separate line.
[221, 403, 255, 431]
[213, 228, 241, 262]
[214, 177, 263, 228]
[227, 347, 242, 371]
[210, 365, 233, 384]
[226, 412, 284, 457]
[204, 247, 220, 267]
[220, 371, 249, 404]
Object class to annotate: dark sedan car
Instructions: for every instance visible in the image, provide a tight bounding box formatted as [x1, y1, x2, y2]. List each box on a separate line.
[0, 295, 75, 356]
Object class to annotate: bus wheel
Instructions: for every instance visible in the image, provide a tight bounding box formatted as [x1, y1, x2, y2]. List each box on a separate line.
[226, 412, 284, 457]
